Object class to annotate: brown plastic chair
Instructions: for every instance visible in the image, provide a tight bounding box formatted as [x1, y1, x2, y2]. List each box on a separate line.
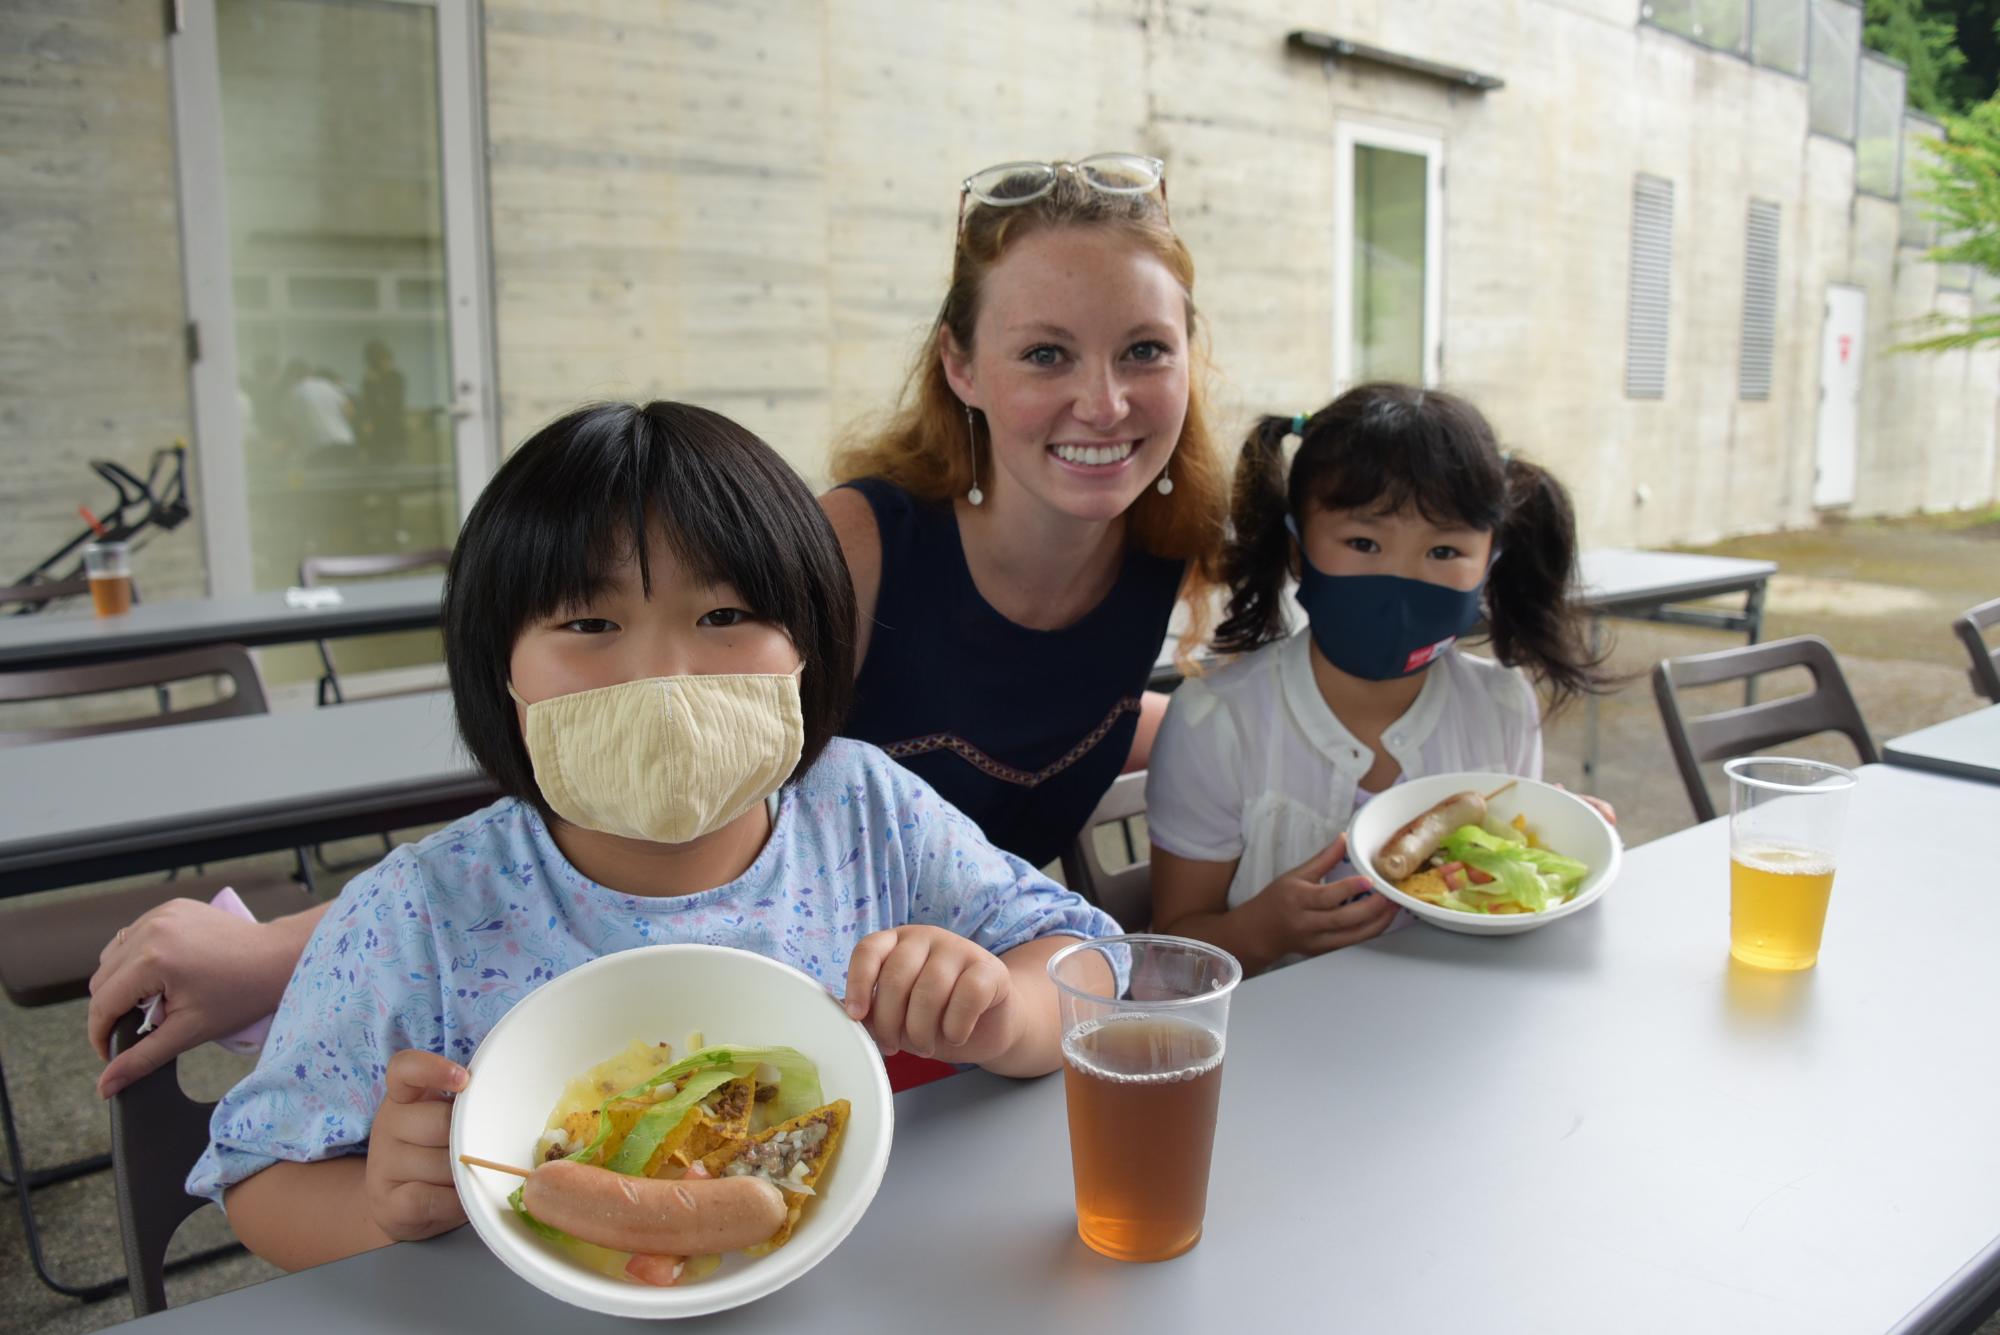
[108, 1009, 239, 1317]
[0, 644, 313, 1299]
[1954, 597, 2000, 704]
[1059, 771, 1153, 932]
[1652, 635, 1880, 823]
[299, 548, 451, 706]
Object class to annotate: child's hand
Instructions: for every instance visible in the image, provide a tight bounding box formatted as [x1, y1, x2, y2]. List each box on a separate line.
[843, 926, 1015, 1067]
[1253, 834, 1399, 959]
[365, 1049, 469, 1244]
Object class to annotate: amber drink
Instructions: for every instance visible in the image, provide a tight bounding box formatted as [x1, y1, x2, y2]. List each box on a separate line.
[1725, 758, 1856, 971]
[1048, 936, 1240, 1262]
[83, 541, 132, 617]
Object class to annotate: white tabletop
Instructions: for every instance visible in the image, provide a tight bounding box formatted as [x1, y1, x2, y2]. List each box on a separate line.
[107, 764, 2000, 1333]
[1884, 703, 2000, 784]
[0, 691, 492, 896]
[0, 574, 444, 672]
[1574, 548, 1777, 612]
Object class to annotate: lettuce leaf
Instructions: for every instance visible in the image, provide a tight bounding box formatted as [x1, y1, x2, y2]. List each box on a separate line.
[1455, 849, 1551, 913]
[604, 1066, 741, 1175]
[1435, 823, 1593, 914]
[570, 1044, 823, 1167]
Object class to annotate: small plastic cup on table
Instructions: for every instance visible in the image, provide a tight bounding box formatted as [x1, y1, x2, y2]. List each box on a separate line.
[1047, 934, 1241, 1262]
[1725, 757, 1858, 971]
[82, 541, 132, 617]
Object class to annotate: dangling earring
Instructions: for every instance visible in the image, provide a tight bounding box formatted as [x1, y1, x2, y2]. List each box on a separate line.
[1156, 455, 1175, 496]
[964, 405, 985, 506]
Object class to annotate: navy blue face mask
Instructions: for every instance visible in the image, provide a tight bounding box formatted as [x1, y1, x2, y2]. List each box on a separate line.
[1285, 515, 1490, 681]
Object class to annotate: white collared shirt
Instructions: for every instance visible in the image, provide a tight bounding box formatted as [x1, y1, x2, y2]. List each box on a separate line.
[1146, 629, 1542, 910]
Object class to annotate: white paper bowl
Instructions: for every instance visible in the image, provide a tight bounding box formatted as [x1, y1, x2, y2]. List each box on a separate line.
[449, 944, 893, 1318]
[1346, 771, 1622, 937]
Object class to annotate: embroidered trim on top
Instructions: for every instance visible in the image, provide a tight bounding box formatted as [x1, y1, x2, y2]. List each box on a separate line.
[882, 696, 1142, 787]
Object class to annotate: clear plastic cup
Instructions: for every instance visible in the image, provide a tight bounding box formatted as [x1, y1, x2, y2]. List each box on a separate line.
[1725, 757, 1857, 970]
[83, 541, 132, 617]
[1047, 935, 1241, 1261]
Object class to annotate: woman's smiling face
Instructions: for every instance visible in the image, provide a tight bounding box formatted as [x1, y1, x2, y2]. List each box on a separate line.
[942, 225, 1190, 525]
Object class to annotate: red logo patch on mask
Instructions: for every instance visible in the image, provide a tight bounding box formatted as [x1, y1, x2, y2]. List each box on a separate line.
[1403, 636, 1456, 673]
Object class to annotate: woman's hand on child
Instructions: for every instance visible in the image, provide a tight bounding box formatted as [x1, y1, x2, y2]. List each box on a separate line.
[843, 926, 1015, 1066]
[88, 898, 295, 1099]
[1253, 835, 1400, 959]
[366, 1049, 470, 1244]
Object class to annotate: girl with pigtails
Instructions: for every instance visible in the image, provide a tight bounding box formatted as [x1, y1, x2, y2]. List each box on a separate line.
[1144, 382, 1614, 976]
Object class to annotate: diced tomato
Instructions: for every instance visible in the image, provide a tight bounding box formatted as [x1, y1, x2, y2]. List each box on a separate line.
[1466, 865, 1495, 885]
[1439, 862, 1465, 891]
[626, 1254, 685, 1286]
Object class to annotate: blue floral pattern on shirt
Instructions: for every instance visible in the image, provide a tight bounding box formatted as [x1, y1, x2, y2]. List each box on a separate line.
[189, 738, 1118, 1205]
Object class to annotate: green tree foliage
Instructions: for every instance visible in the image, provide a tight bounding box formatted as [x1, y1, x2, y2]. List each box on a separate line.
[1902, 94, 2000, 351]
[1866, 0, 1969, 117]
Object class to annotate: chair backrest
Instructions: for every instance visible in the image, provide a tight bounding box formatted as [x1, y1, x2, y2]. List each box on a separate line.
[0, 576, 90, 613]
[1651, 634, 1879, 822]
[109, 1010, 217, 1317]
[1955, 596, 2000, 704]
[0, 644, 268, 747]
[300, 548, 451, 704]
[1059, 770, 1152, 932]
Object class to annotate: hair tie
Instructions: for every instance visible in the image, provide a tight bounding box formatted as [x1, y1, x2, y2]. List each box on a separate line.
[1290, 413, 1309, 436]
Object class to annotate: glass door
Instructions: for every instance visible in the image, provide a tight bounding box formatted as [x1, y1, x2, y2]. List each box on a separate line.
[170, 0, 494, 618]
[1334, 123, 1444, 388]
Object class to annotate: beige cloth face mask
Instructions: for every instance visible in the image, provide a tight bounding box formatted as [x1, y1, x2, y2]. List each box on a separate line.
[508, 671, 804, 843]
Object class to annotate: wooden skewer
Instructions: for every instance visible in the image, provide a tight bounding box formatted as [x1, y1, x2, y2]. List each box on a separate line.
[1483, 780, 1519, 802]
[458, 1154, 533, 1178]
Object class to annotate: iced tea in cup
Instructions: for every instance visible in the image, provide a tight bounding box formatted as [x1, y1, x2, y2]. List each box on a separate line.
[82, 541, 132, 617]
[1047, 934, 1240, 1262]
[1726, 757, 1858, 970]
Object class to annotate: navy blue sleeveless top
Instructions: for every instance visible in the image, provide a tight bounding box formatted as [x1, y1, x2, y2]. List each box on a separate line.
[841, 478, 1186, 869]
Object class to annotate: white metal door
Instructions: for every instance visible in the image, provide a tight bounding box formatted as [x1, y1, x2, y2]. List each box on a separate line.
[1334, 122, 1445, 389]
[168, 0, 496, 598]
[1814, 284, 1865, 508]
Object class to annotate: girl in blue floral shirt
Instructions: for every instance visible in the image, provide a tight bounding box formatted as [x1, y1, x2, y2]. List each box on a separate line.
[194, 401, 1118, 1270]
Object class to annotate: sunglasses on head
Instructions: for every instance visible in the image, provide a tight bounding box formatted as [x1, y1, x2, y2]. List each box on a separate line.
[956, 153, 1169, 231]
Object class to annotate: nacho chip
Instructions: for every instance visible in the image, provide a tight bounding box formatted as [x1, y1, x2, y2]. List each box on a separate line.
[1396, 868, 1450, 905]
[701, 1099, 850, 1252]
[680, 1074, 757, 1165]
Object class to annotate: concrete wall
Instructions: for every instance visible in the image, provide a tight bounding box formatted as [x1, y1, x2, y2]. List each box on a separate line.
[0, 2, 201, 600]
[478, 0, 1997, 546]
[4, 0, 1995, 606]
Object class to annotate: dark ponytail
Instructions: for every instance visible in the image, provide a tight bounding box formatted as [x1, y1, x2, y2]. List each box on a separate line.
[1485, 458, 1609, 714]
[1212, 414, 1301, 655]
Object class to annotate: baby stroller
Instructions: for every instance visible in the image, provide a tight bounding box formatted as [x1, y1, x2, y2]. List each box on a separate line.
[7, 441, 192, 614]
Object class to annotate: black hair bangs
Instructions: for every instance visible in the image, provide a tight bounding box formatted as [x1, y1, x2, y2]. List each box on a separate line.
[497, 404, 805, 635]
[443, 401, 857, 821]
[1291, 383, 1507, 534]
